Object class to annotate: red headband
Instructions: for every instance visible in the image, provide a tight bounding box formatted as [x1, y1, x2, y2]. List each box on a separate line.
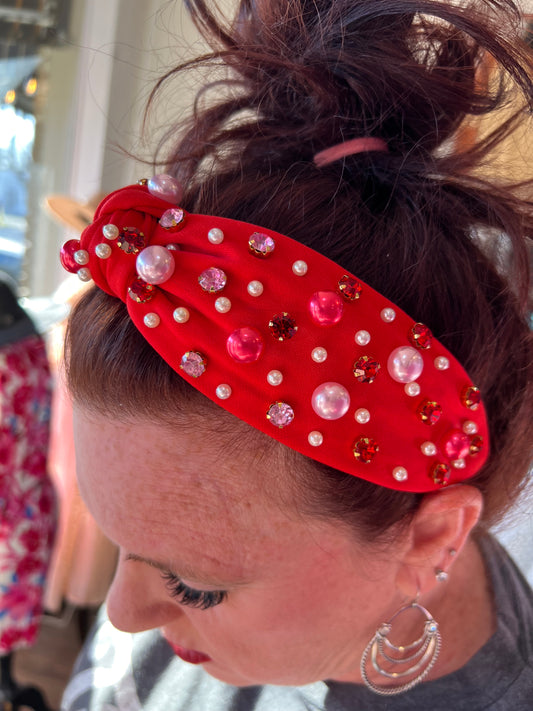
[61, 175, 489, 493]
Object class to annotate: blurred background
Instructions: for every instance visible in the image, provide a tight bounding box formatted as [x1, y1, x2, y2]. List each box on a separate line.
[0, 1, 530, 708]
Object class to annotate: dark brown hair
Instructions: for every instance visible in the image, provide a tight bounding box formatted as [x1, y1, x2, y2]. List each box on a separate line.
[67, 0, 533, 535]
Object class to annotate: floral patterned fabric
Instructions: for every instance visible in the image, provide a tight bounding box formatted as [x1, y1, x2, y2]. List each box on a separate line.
[0, 334, 56, 654]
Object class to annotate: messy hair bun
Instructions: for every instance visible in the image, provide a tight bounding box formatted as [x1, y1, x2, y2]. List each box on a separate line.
[69, 0, 533, 532]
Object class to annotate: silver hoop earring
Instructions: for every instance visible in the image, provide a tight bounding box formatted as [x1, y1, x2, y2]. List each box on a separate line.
[360, 601, 441, 696]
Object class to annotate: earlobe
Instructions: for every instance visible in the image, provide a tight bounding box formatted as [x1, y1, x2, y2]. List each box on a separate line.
[396, 485, 483, 596]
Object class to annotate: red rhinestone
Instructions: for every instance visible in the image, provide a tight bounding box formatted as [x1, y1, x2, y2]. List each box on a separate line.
[431, 463, 451, 486]
[461, 386, 481, 410]
[469, 435, 484, 455]
[353, 356, 381, 383]
[417, 400, 442, 425]
[353, 437, 379, 463]
[408, 322, 433, 350]
[269, 313, 298, 341]
[338, 275, 362, 301]
[128, 277, 155, 303]
[118, 227, 145, 255]
[60, 239, 82, 273]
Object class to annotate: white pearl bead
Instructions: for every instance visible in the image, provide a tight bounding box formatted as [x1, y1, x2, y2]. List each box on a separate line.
[208, 228, 224, 244]
[311, 347, 328, 363]
[381, 308, 396, 322]
[247, 280, 264, 297]
[144, 313, 160, 328]
[77, 268, 92, 282]
[421, 441, 437, 456]
[311, 382, 350, 420]
[267, 370, 283, 386]
[388, 346, 424, 383]
[452, 458, 466, 469]
[308, 431, 324, 447]
[392, 466, 408, 482]
[355, 330, 371, 346]
[404, 382, 421, 397]
[292, 260, 308, 276]
[173, 307, 190, 323]
[74, 249, 89, 265]
[95, 243, 112, 259]
[216, 384, 232, 399]
[136, 245, 176, 285]
[355, 408, 370, 424]
[103, 224, 119, 240]
[434, 356, 450, 370]
[462, 420, 478, 435]
[215, 297, 232, 313]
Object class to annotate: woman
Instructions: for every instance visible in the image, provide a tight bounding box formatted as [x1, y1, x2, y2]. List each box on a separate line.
[60, 0, 532, 708]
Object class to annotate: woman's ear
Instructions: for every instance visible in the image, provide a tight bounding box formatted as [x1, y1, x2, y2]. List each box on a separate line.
[396, 485, 483, 597]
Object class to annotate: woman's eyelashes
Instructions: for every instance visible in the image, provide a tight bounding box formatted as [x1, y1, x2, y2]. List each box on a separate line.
[161, 571, 227, 610]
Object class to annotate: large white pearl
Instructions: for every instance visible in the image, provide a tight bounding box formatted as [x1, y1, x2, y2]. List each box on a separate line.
[355, 330, 371, 346]
[173, 307, 190, 323]
[387, 346, 424, 383]
[311, 347, 327, 363]
[95, 243, 112, 259]
[355, 408, 370, 424]
[208, 228, 224, 244]
[292, 260, 308, 276]
[311, 382, 350, 421]
[136, 245, 175, 285]
[103, 224, 119, 240]
[247, 280, 264, 297]
[216, 384, 232, 399]
[144, 313, 160, 328]
[267, 370, 283, 386]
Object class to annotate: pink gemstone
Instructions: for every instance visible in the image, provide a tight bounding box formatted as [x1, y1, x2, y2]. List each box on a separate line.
[311, 382, 350, 420]
[199, 267, 227, 293]
[136, 246, 176, 285]
[308, 291, 344, 326]
[180, 351, 207, 378]
[147, 174, 183, 203]
[60, 239, 82, 273]
[267, 402, 294, 428]
[248, 232, 275, 257]
[442, 430, 471, 460]
[160, 207, 185, 230]
[227, 327, 264, 363]
[387, 346, 424, 383]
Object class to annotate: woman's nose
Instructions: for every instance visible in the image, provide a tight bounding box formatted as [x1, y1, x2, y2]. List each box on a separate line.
[106, 554, 183, 633]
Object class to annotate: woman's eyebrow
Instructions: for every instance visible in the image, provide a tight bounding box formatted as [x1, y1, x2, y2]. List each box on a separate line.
[124, 552, 248, 587]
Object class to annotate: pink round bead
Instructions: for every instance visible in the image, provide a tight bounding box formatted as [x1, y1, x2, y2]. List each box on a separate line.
[226, 327, 264, 363]
[147, 174, 183, 203]
[308, 291, 344, 326]
[60, 239, 82, 273]
[387, 346, 424, 383]
[136, 246, 176, 285]
[311, 382, 350, 420]
[442, 430, 471, 460]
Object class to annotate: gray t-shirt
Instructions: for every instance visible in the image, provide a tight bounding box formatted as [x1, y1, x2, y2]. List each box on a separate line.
[61, 535, 533, 710]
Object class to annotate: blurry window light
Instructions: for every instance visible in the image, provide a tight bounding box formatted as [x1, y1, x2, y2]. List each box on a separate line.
[4, 90, 16, 105]
[25, 78, 37, 97]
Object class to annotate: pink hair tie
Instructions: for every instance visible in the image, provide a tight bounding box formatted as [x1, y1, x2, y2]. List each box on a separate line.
[314, 137, 388, 168]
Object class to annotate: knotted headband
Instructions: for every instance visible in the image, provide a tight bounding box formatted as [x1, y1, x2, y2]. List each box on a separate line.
[60, 175, 489, 493]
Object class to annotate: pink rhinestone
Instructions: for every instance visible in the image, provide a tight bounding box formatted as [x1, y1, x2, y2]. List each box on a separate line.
[199, 267, 227, 293]
[442, 430, 471, 460]
[147, 174, 183, 203]
[60, 239, 82, 273]
[227, 327, 264, 363]
[249, 232, 275, 257]
[159, 207, 185, 231]
[308, 291, 344, 326]
[180, 351, 207, 378]
[136, 246, 176, 285]
[266, 402, 294, 428]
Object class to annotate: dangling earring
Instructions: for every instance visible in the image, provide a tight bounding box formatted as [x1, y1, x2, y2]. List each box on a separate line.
[360, 601, 441, 696]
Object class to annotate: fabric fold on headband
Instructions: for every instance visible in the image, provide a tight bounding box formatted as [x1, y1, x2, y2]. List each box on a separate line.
[60, 179, 489, 493]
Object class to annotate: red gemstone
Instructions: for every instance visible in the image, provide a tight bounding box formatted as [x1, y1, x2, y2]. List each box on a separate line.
[417, 400, 442, 425]
[128, 277, 155, 303]
[308, 291, 344, 326]
[408, 322, 433, 350]
[469, 435, 484, 455]
[431, 463, 451, 486]
[118, 227, 146, 255]
[338, 275, 362, 301]
[442, 430, 471, 460]
[353, 356, 381, 384]
[60, 239, 82, 273]
[269, 313, 298, 341]
[353, 437, 379, 463]
[227, 327, 264, 363]
[461, 386, 481, 410]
